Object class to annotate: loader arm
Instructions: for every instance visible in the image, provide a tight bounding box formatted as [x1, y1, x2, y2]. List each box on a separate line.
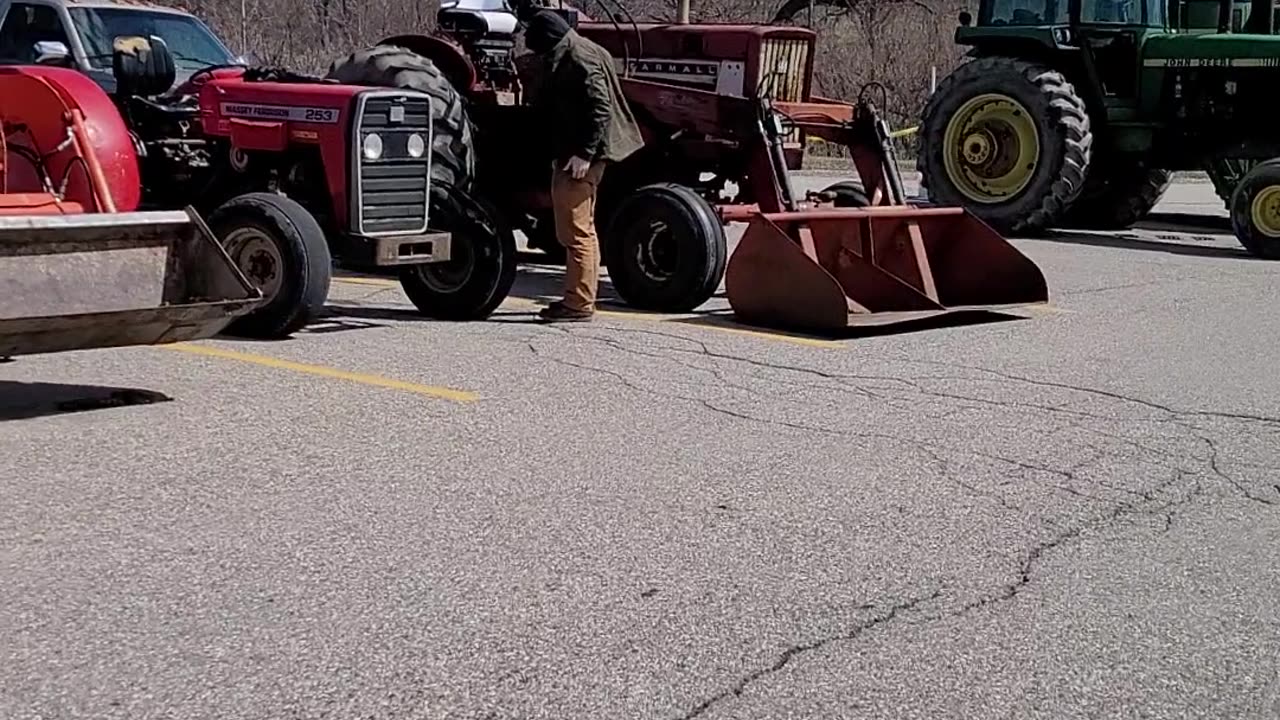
[618, 78, 906, 213]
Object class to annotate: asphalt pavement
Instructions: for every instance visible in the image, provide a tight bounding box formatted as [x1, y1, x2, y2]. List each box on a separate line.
[2, 175, 1278, 719]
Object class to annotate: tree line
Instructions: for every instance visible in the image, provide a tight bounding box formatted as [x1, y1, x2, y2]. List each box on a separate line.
[172, 0, 966, 140]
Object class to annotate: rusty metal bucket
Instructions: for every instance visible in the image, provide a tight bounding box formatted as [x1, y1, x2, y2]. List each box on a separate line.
[724, 205, 1049, 334]
[0, 208, 263, 357]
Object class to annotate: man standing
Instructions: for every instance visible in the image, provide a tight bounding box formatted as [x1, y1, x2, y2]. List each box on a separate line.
[523, 10, 644, 322]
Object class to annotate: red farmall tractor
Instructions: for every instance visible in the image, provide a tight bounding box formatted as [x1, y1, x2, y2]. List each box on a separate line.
[0, 0, 516, 337]
[325, 0, 1050, 329]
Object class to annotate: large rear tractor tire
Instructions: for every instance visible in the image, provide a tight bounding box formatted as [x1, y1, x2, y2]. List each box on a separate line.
[918, 56, 1092, 235]
[1229, 159, 1280, 260]
[603, 183, 727, 312]
[399, 184, 518, 319]
[1058, 160, 1172, 229]
[325, 45, 475, 191]
[208, 193, 333, 339]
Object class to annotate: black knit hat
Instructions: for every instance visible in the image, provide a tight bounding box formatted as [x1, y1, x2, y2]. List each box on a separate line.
[525, 10, 571, 53]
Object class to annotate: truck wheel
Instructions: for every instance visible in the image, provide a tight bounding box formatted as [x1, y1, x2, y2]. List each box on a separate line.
[1229, 159, 1280, 260]
[208, 193, 332, 338]
[918, 55, 1092, 235]
[1058, 161, 1172, 229]
[326, 45, 475, 191]
[602, 183, 726, 312]
[399, 184, 517, 319]
[1208, 157, 1257, 208]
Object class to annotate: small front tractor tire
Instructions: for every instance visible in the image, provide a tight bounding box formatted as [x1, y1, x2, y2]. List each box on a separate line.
[399, 184, 518, 319]
[1058, 160, 1172, 229]
[603, 183, 727, 312]
[918, 55, 1092, 235]
[326, 45, 475, 192]
[207, 193, 332, 338]
[1229, 159, 1280, 260]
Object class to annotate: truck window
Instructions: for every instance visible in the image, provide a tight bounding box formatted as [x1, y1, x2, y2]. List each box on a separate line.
[68, 7, 234, 73]
[0, 3, 71, 63]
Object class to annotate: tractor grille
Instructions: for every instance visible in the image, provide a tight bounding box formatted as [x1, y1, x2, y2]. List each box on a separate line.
[354, 93, 433, 236]
[758, 38, 809, 102]
[758, 38, 810, 147]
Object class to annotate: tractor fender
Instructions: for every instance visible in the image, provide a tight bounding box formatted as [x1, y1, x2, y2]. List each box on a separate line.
[377, 34, 477, 93]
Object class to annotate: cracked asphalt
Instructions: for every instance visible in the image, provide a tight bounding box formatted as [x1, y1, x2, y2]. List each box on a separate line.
[3, 175, 1279, 719]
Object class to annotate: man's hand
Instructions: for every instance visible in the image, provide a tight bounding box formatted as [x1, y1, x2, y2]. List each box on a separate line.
[564, 156, 591, 180]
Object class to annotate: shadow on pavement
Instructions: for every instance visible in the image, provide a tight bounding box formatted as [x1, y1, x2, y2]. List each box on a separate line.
[669, 308, 1030, 340]
[0, 381, 172, 421]
[1141, 212, 1232, 233]
[322, 304, 546, 325]
[1037, 230, 1252, 259]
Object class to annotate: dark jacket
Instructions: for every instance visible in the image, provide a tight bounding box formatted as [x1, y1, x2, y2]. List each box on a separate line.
[535, 31, 644, 165]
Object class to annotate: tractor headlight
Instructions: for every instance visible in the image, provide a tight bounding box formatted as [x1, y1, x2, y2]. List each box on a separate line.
[406, 133, 426, 159]
[362, 133, 384, 161]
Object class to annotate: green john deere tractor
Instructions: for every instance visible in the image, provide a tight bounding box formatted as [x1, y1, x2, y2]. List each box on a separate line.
[918, 0, 1280, 258]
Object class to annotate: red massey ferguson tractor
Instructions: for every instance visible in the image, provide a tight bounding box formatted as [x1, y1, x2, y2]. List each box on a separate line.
[0, 0, 516, 337]
[327, 0, 830, 311]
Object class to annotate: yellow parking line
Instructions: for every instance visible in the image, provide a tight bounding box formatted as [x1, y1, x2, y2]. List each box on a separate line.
[160, 343, 477, 403]
[333, 276, 398, 287]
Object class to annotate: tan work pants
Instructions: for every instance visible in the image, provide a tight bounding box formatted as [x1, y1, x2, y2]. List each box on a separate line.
[551, 160, 607, 312]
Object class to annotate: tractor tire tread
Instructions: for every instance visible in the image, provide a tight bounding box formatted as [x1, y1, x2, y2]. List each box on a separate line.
[1059, 161, 1172, 230]
[326, 45, 475, 192]
[918, 55, 1092, 235]
[604, 182, 726, 312]
[398, 183, 518, 319]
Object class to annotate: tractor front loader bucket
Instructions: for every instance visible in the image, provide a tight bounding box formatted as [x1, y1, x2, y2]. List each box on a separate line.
[0, 208, 262, 357]
[724, 206, 1049, 334]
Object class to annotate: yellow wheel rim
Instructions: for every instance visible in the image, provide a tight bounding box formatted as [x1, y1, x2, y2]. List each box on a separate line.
[942, 93, 1041, 204]
[1250, 185, 1280, 237]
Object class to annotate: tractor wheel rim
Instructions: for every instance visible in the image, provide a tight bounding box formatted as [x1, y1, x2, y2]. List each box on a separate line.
[942, 93, 1041, 205]
[224, 228, 284, 302]
[1250, 185, 1280, 238]
[413, 233, 475, 293]
[636, 221, 677, 281]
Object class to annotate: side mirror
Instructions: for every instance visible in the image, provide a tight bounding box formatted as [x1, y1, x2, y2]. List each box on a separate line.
[33, 40, 71, 65]
[234, 51, 261, 67]
[112, 34, 176, 97]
